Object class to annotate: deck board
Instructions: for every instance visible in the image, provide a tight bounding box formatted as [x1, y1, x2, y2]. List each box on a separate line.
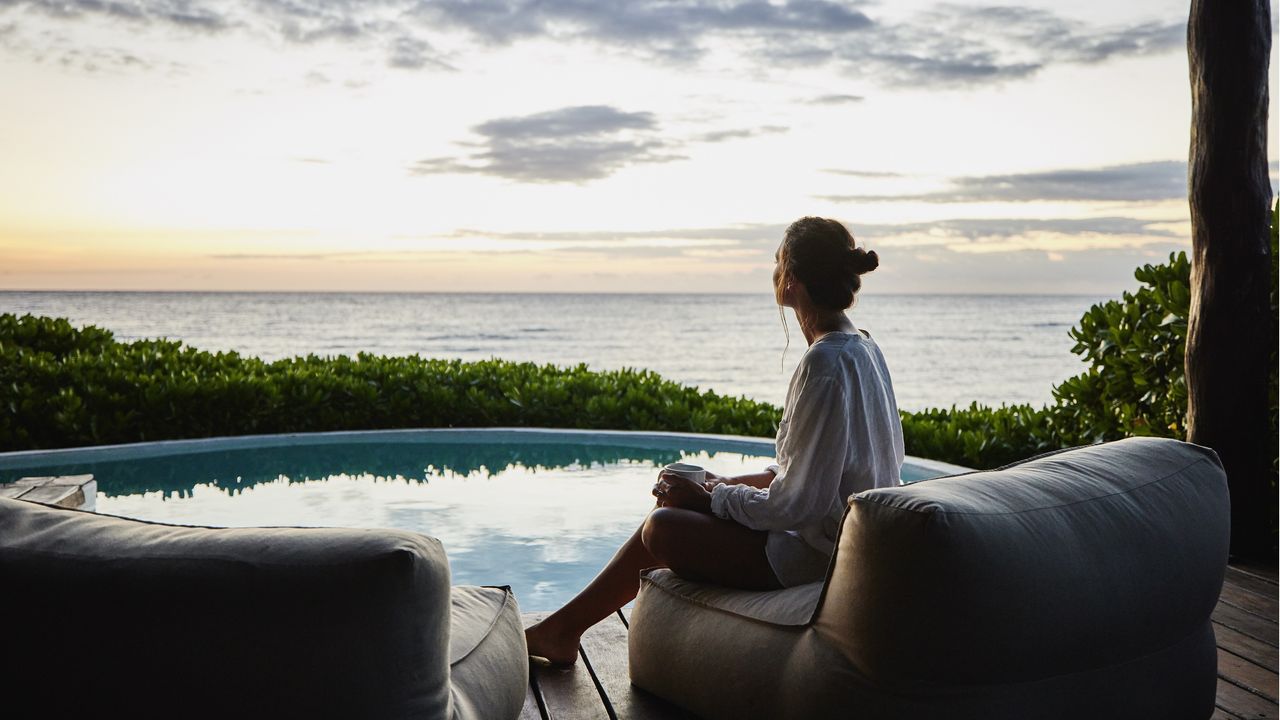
[1213, 602, 1279, 647]
[520, 679, 547, 720]
[1226, 567, 1280, 599]
[1230, 560, 1280, 583]
[1216, 676, 1279, 719]
[520, 562, 1277, 719]
[522, 612, 612, 720]
[1218, 648, 1279, 702]
[1220, 582, 1279, 620]
[1216, 623, 1279, 673]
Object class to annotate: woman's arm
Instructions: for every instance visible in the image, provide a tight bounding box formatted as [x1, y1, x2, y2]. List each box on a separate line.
[704, 468, 777, 491]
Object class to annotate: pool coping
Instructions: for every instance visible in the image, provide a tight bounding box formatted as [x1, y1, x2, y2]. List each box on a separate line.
[0, 427, 974, 478]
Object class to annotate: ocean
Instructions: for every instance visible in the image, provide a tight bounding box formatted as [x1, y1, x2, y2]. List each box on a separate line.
[0, 291, 1110, 411]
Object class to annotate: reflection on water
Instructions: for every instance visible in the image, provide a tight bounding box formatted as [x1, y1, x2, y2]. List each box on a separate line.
[2, 441, 778, 611]
[0, 441, 713, 497]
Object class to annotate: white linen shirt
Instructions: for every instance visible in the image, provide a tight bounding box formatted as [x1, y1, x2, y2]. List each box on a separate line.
[710, 325, 905, 558]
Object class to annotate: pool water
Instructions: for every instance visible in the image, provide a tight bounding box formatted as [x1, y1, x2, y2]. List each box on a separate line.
[0, 430, 956, 610]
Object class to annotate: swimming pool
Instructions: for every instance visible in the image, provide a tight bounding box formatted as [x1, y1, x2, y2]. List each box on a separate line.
[0, 429, 969, 610]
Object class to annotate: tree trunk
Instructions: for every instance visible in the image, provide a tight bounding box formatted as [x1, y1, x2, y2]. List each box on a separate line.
[1186, 0, 1276, 560]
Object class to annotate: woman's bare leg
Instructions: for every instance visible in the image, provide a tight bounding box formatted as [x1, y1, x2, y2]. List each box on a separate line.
[525, 505, 780, 665]
[525, 520, 656, 665]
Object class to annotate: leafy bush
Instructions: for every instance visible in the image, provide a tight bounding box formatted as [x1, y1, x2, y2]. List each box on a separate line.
[1050, 252, 1191, 441]
[898, 402, 1069, 469]
[1053, 201, 1279, 461]
[0, 313, 780, 452]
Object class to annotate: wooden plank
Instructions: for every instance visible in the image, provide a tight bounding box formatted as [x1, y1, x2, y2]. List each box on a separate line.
[1227, 567, 1280, 601]
[521, 613, 551, 720]
[1214, 707, 1244, 720]
[44, 474, 94, 486]
[0, 484, 31, 499]
[18, 484, 85, 509]
[536, 654, 611, 720]
[1215, 676, 1279, 719]
[1231, 561, 1280, 583]
[578, 612, 694, 720]
[523, 614, 610, 720]
[519, 678, 548, 720]
[1217, 623, 1280, 672]
[1219, 648, 1279, 702]
[1214, 602, 1279, 647]
[1221, 583, 1280, 624]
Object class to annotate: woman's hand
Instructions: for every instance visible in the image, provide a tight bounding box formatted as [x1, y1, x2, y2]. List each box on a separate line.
[653, 471, 713, 513]
[701, 470, 730, 492]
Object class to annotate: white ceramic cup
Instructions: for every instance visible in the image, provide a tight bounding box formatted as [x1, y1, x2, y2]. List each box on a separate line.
[663, 462, 706, 484]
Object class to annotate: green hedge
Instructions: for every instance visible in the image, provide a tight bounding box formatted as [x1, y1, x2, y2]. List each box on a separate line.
[0, 313, 781, 451]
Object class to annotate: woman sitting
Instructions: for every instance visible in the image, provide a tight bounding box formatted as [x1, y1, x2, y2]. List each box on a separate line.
[526, 216, 905, 666]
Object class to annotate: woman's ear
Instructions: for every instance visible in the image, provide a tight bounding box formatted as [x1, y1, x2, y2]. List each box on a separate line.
[775, 271, 790, 307]
[779, 272, 798, 307]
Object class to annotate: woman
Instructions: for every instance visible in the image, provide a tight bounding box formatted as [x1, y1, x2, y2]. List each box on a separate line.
[525, 216, 905, 666]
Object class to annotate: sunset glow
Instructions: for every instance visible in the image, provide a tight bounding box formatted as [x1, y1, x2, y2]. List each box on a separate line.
[1, 0, 1276, 293]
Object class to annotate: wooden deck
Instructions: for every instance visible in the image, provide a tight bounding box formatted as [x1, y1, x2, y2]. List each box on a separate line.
[522, 559, 1278, 719]
[1213, 560, 1279, 719]
[521, 609, 694, 720]
[0, 475, 96, 511]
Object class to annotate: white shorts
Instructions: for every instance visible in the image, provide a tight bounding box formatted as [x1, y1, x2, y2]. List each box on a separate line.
[765, 530, 832, 588]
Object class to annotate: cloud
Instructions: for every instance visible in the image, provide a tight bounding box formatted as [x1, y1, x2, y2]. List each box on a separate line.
[858, 216, 1183, 240]
[0, 22, 189, 75]
[846, 216, 1187, 255]
[807, 94, 864, 105]
[409, 105, 680, 183]
[749, 3, 1183, 86]
[202, 215, 1186, 273]
[819, 160, 1187, 203]
[692, 125, 789, 143]
[823, 168, 903, 178]
[412, 2, 1184, 85]
[445, 224, 787, 245]
[446, 215, 1181, 256]
[831, 5, 1181, 86]
[386, 35, 453, 71]
[0, 1, 1185, 86]
[410, 106, 788, 183]
[1, 0, 454, 72]
[414, 0, 873, 56]
[9, 0, 233, 33]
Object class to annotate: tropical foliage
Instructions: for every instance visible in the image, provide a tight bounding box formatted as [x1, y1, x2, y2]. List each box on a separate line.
[0, 313, 779, 451]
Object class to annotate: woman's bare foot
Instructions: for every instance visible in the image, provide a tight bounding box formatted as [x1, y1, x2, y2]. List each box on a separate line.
[524, 618, 581, 667]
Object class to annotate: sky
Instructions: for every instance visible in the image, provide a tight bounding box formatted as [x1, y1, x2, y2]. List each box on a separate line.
[0, 0, 1277, 294]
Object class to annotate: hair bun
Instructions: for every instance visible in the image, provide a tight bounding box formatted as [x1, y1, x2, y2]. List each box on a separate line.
[849, 247, 879, 275]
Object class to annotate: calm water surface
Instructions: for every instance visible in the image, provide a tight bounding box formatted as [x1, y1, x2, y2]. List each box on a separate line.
[1, 439, 870, 610]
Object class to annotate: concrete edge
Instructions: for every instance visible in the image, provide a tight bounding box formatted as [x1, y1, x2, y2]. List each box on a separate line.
[0, 427, 969, 477]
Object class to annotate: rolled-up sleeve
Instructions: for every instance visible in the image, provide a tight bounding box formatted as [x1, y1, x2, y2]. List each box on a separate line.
[710, 374, 849, 530]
